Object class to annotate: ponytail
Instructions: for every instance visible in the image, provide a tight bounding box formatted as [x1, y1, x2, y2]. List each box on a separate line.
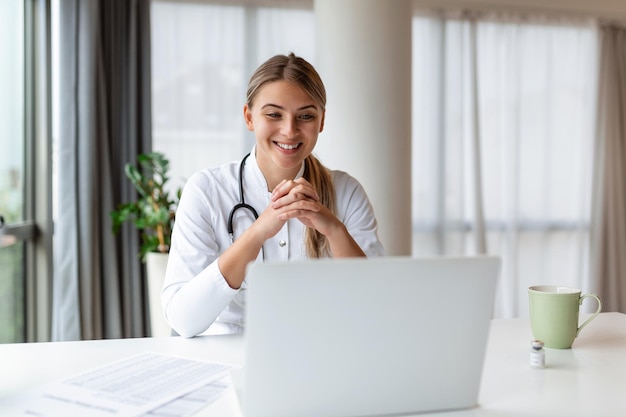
[303, 155, 335, 258]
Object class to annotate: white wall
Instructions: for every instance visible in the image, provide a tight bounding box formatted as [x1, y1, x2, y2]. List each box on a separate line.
[315, 0, 413, 255]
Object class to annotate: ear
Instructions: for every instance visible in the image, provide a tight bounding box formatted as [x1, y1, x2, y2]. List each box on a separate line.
[319, 109, 326, 133]
[243, 104, 254, 131]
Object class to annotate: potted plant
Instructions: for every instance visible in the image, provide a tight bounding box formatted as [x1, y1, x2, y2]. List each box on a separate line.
[111, 152, 181, 261]
[111, 151, 181, 337]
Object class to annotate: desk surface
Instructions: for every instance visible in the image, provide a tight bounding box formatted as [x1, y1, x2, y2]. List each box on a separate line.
[1, 312, 625, 417]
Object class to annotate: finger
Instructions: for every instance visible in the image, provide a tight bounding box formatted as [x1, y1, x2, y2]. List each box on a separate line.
[270, 179, 292, 201]
[285, 180, 319, 201]
[271, 178, 320, 201]
[293, 177, 318, 193]
[276, 200, 322, 220]
[271, 191, 320, 210]
[272, 183, 319, 205]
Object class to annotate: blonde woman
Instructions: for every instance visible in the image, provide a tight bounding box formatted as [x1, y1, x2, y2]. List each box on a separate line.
[162, 53, 384, 337]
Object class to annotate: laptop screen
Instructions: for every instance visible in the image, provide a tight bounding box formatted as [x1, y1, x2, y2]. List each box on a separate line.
[242, 256, 500, 417]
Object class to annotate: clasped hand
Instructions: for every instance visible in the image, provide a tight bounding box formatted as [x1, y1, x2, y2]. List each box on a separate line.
[256, 177, 340, 240]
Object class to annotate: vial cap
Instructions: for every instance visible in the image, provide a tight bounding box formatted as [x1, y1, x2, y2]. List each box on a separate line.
[531, 340, 544, 349]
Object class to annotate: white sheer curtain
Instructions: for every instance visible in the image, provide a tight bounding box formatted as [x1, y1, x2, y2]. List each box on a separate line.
[150, 1, 316, 193]
[412, 12, 599, 318]
[150, 2, 603, 319]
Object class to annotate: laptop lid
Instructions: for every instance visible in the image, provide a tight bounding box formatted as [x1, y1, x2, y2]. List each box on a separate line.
[242, 256, 500, 417]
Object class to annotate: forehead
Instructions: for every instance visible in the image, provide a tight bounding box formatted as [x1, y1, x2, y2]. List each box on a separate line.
[253, 80, 318, 108]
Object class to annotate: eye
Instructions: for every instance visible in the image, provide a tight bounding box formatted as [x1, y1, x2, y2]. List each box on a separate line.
[298, 114, 315, 121]
[265, 112, 281, 119]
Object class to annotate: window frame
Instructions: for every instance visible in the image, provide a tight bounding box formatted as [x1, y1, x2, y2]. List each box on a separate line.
[22, 0, 53, 343]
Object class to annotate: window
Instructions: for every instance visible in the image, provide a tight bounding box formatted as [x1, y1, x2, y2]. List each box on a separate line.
[412, 15, 598, 317]
[151, 1, 316, 192]
[0, 0, 26, 344]
[0, 0, 52, 343]
[152, 4, 598, 318]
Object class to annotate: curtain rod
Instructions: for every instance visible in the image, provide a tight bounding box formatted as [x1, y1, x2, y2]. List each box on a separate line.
[412, 0, 626, 22]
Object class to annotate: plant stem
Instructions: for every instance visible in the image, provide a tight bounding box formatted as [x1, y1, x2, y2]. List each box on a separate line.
[151, 188, 167, 253]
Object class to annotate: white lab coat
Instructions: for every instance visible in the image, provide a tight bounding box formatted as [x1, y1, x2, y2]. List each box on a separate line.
[162, 148, 384, 337]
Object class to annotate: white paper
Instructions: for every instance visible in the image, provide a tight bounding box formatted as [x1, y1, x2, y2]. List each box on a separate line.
[7, 352, 232, 417]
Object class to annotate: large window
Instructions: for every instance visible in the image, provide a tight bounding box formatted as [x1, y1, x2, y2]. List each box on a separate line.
[151, 1, 316, 192]
[412, 15, 598, 317]
[1, 0, 52, 344]
[0, 2, 604, 342]
[151, 2, 599, 318]
[0, 1, 26, 344]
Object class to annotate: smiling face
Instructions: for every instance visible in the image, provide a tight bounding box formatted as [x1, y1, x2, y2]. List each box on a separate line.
[244, 80, 325, 189]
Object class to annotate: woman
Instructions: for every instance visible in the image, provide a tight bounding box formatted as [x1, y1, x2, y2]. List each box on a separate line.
[162, 53, 384, 337]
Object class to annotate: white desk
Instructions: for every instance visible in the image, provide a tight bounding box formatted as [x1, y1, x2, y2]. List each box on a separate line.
[1, 312, 625, 416]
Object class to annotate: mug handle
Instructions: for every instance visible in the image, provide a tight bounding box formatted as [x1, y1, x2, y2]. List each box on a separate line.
[576, 293, 602, 336]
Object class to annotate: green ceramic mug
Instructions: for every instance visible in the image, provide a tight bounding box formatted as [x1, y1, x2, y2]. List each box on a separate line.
[528, 285, 602, 349]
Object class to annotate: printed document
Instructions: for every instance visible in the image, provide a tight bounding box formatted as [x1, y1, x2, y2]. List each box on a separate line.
[6, 352, 232, 417]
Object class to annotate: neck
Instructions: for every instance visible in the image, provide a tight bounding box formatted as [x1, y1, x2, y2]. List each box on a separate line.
[252, 149, 306, 191]
[263, 165, 302, 191]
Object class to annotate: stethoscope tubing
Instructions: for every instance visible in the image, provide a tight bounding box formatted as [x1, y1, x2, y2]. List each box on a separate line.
[227, 153, 259, 243]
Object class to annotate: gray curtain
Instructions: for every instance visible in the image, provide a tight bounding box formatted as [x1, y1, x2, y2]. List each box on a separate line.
[53, 0, 152, 340]
[591, 23, 626, 313]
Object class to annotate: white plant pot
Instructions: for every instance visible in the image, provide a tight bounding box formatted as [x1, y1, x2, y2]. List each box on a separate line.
[145, 252, 171, 337]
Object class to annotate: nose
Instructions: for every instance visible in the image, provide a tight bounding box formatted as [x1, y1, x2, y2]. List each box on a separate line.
[281, 117, 297, 138]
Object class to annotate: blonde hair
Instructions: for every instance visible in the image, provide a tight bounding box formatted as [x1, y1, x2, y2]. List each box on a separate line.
[247, 53, 335, 258]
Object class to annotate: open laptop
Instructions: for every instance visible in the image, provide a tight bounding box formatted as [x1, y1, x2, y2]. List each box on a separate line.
[240, 255, 500, 417]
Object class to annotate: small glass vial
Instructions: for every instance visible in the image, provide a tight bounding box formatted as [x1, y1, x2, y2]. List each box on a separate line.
[530, 339, 545, 368]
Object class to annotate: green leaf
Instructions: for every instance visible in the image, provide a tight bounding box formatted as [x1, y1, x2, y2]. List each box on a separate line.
[110, 151, 183, 261]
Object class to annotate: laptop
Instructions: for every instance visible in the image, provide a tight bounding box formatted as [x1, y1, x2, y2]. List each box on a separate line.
[240, 255, 500, 417]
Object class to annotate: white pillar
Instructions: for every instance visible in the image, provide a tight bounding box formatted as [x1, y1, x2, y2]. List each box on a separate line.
[314, 0, 412, 256]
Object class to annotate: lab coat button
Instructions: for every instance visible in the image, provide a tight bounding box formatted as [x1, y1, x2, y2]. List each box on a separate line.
[279, 240, 287, 247]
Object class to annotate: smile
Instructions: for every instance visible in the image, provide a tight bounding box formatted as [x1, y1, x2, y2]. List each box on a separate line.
[275, 142, 301, 150]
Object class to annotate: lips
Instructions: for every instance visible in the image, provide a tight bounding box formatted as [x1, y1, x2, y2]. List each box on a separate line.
[275, 142, 301, 151]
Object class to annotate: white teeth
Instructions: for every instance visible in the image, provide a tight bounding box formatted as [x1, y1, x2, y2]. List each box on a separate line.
[276, 142, 299, 150]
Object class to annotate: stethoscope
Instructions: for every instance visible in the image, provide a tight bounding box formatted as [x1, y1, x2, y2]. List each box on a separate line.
[227, 153, 259, 243]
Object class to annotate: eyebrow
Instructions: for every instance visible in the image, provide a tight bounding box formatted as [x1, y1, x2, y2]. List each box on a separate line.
[261, 103, 318, 111]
